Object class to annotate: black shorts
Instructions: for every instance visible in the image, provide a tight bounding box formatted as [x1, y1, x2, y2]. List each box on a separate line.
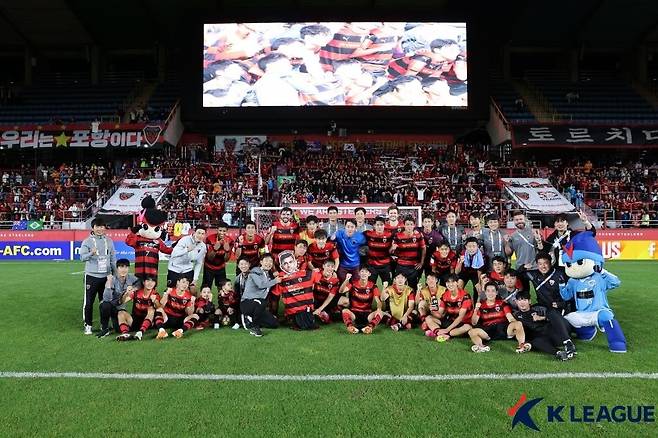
[440, 317, 469, 330]
[167, 270, 194, 288]
[314, 295, 340, 314]
[396, 264, 421, 286]
[458, 269, 479, 286]
[130, 314, 146, 331]
[368, 264, 392, 285]
[482, 322, 510, 341]
[161, 315, 185, 330]
[353, 312, 370, 328]
[202, 267, 227, 290]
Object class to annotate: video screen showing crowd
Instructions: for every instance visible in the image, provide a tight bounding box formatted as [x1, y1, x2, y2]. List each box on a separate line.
[83, 205, 617, 362]
[203, 22, 467, 107]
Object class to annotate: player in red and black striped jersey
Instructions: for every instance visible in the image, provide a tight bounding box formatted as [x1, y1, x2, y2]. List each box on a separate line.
[384, 205, 404, 235]
[430, 242, 458, 286]
[272, 251, 318, 330]
[154, 277, 199, 339]
[312, 260, 343, 323]
[203, 222, 234, 291]
[468, 282, 531, 353]
[234, 221, 266, 269]
[265, 207, 300, 268]
[318, 22, 383, 72]
[115, 275, 161, 341]
[391, 216, 426, 290]
[339, 266, 383, 334]
[365, 216, 394, 286]
[387, 38, 466, 82]
[293, 240, 310, 272]
[424, 274, 473, 340]
[354, 25, 398, 74]
[307, 229, 339, 270]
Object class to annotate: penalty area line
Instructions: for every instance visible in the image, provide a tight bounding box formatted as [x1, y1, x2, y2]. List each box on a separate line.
[1, 372, 658, 381]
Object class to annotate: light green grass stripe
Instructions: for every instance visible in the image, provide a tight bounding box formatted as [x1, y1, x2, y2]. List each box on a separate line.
[1, 371, 658, 381]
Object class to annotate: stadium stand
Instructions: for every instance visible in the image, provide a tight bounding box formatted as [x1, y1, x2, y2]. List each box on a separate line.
[521, 70, 658, 123]
[0, 72, 140, 126]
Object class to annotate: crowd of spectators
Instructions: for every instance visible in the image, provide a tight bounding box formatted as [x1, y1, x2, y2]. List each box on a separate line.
[552, 158, 658, 227]
[269, 144, 657, 227]
[1, 144, 656, 228]
[157, 152, 267, 226]
[0, 163, 118, 224]
[274, 144, 531, 224]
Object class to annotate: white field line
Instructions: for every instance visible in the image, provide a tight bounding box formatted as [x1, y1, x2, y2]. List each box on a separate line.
[1, 372, 657, 381]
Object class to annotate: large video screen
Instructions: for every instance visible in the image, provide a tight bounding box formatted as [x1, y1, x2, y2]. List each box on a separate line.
[203, 22, 467, 107]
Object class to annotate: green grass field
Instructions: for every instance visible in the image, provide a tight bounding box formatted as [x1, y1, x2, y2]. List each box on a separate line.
[0, 261, 657, 437]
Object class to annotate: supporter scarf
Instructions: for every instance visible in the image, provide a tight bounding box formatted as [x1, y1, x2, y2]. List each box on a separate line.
[463, 249, 485, 270]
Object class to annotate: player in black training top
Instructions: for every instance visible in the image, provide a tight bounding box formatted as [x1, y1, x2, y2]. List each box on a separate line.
[512, 292, 576, 361]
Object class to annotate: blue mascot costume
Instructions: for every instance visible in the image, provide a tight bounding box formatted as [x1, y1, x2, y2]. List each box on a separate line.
[559, 231, 626, 353]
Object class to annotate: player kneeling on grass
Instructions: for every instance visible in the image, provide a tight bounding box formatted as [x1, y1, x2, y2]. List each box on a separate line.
[97, 259, 141, 338]
[155, 277, 198, 339]
[468, 282, 531, 353]
[424, 274, 472, 341]
[340, 266, 383, 334]
[116, 275, 160, 341]
[381, 273, 416, 331]
[312, 260, 343, 324]
[513, 292, 576, 361]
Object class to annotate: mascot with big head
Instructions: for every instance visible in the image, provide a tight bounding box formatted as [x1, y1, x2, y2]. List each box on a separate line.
[560, 231, 626, 353]
[125, 196, 172, 281]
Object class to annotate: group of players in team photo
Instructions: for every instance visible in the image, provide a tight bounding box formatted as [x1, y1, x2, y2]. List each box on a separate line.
[81, 204, 596, 361]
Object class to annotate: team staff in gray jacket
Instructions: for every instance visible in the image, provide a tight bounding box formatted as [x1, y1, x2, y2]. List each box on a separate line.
[79, 218, 117, 335]
[167, 225, 207, 293]
[240, 253, 282, 337]
[97, 258, 141, 338]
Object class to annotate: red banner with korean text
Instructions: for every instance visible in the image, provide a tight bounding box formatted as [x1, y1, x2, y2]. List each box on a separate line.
[0, 122, 164, 149]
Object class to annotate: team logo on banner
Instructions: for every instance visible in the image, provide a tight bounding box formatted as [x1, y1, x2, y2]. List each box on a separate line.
[142, 125, 162, 146]
[538, 191, 560, 201]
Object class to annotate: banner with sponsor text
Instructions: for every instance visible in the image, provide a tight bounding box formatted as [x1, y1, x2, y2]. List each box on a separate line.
[0, 229, 241, 261]
[1, 229, 656, 261]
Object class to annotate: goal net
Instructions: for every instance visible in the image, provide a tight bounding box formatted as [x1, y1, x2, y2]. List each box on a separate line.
[251, 204, 423, 234]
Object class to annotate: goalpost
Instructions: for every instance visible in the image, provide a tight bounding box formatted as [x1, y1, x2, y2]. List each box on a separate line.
[251, 205, 423, 234]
